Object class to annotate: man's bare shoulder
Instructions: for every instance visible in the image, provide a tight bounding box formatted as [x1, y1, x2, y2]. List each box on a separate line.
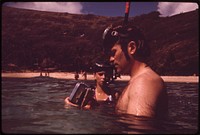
[126, 69, 165, 117]
[128, 68, 164, 96]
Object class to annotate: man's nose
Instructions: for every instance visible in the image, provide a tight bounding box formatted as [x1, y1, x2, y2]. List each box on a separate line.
[110, 56, 114, 62]
[102, 74, 105, 79]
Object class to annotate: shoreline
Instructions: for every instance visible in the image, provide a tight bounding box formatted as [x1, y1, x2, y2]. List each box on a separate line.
[1, 72, 199, 83]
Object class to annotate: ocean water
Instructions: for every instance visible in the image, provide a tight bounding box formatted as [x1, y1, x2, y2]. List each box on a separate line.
[2, 77, 199, 134]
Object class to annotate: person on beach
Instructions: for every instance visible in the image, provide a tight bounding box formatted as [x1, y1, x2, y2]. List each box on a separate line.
[65, 62, 119, 109]
[74, 71, 79, 80]
[102, 24, 168, 118]
[82, 71, 87, 80]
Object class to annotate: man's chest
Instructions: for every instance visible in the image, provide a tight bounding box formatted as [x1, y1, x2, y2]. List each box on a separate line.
[116, 87, 129, 111]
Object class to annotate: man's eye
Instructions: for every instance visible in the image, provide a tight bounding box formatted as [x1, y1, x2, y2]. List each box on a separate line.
[98, 73, 104, 76]
[110, 50, 116, 57]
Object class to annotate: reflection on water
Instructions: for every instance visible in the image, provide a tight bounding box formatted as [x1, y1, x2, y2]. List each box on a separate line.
[2, 77, 198, 134]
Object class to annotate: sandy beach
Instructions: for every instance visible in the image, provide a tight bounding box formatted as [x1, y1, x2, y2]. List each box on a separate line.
[1, 72, 199, 83]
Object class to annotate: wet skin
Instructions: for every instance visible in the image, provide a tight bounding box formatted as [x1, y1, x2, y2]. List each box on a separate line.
[109, 42, 168, 118]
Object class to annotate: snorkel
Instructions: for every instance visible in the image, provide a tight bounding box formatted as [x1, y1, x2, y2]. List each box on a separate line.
[102, 2, 149, 63]
[102, 2, 132, 61]
[124, 1, 131, 26]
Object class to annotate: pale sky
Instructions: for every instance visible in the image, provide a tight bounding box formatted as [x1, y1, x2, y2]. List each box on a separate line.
[3, 2, 199, 17]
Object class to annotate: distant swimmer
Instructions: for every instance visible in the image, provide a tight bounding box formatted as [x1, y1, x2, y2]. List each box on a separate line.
[102, 24, 168, 118]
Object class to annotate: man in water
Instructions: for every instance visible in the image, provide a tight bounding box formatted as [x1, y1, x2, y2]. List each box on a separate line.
[102, 24, 168, 118]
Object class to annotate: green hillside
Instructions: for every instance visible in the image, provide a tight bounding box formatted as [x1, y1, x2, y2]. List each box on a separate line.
[2, 6, 199, 75]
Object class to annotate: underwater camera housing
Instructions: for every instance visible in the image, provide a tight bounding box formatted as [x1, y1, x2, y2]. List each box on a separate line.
[68, 82, 95, 107]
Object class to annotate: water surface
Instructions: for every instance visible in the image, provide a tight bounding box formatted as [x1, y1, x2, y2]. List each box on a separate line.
[2, 77, 199, 134]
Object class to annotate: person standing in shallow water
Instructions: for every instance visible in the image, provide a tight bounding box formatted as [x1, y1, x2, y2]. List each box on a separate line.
[65, 62, 119, 108]
[102, 24, 168, 118]
[92, 62, 119, 102]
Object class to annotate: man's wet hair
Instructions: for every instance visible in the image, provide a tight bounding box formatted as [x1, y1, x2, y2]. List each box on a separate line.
[102, 24, 151, 62]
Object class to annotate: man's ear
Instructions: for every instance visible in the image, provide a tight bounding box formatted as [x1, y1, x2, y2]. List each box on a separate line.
[127, 41, 136, 55]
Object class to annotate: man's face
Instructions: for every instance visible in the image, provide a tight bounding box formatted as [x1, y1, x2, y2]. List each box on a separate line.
[109, 44, 129, 74]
